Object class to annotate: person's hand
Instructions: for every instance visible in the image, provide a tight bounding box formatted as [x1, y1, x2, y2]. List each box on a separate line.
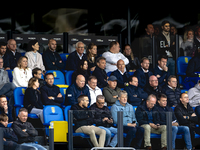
[191, 113, 196, 117]
[52, 62, 55, 65]
[57, 93, 62, 98]
[3, 138, 6, 141]
[3, 105, 8, 113]
[172, 122, 179, 126]
[22, 129, 26, 132]
[48, 96, 54, 100]
[59, 60, 62, 63]
[149, 123, 157, 129]
[163, 65, 168, 72]
[102, 117, 109, 122]
[4, 67, 10, 70]
[107, 118, 113, 124]
[127, 123, 136, 127]
[156, 124, 160, 129]
[156, 74, 161, 78]
[113, 95, 118, 98]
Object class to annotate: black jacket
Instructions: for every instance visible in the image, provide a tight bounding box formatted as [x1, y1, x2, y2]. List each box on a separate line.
[70, 103, 94, 131]
[153, 66, 170, 87]
[111, 69, 130, 88]
[186, 54, 200, 77]
[4, 50, 21, 69]
[144, 85, 162, 100]
[92, 66, 108, 88]
[12, 119, 38, 144]
[174, 102, 199, 128]
[0, 105, 13, 122]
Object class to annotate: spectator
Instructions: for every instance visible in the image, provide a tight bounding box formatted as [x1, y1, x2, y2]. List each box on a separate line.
[0, 95, 13, 122]
[0, 42, 10, 70]
[135, 94, 167, 150]
[32, 68, 45, 88]
[103, 76, 121, 106]
[124, 76, 148, 106]
[102, 41, 129, 73]
[13, 56, 32, 87]
[86, 76, 102, 106]
[5, 39, 21, 69]
[65, 41, 87, 71]
[65, 75, 90, 106]
[157, 94, 192, 150]
[134, 57, 153, 89]
[42, 39, 64, 70]
[111, 90, 144, 148]
[194, 26, 200, 49]
[153, 55, 170, 87]
[175, 93, 200, 148]
[71, 95, 106, 148]
[89, 95, 118, 147]
[111, 59, 130, 88]
[23, 77, 44, 123]
[40, 73, 63, 107]
[92, 57, 108, 88]
[188, 80, 200, 107]
[0, 57, 16, 106]
[25, 40, 45, 72]
[86, 43, 99, 71]
[123, 44, 140, 72]
[157, 20, 175, 75]
[162, 75, 181, 107]
[12, 108, 47, 150]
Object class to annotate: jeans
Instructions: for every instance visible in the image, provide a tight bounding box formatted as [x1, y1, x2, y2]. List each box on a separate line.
[21, 142, 47, 150]
[99, 126, 118, 147]
[123, 126, 144, 148]
[172, 126, 192, 149]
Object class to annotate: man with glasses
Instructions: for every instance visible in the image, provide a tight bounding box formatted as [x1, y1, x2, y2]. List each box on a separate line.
[65, 41, 87, 71]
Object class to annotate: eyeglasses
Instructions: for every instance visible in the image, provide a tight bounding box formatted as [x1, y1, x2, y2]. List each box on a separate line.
[150, 80, 158, 82]
[97, 101, 105, 105]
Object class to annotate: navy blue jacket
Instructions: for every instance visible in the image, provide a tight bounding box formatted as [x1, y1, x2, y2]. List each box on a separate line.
[186, 54, 200, 77]
[153, 66, 170, 87]
[111, 69, 130, 88]
[0, 105, 13, 122]
[4, 50, 21, 69]
[124, 84, 148, 106]
[65, 83, 91, 105]
[134, 68, 153, 89]
[65, 51, 87, 71]
[144, 85, 162, 100]
[92, 66, 108, 88]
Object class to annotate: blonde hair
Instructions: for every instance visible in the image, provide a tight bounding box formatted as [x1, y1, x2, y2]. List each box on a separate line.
[28, 77, 38, 88]
[17, 56, 28, 69]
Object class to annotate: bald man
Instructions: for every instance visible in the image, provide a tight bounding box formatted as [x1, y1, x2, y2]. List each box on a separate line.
[111, 59, 130, 88]
[42, 39, 64, 70]
[65, 75, 91, 105]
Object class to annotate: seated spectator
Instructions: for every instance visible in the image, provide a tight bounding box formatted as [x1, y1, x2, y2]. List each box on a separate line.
[65, 75, 90, 106]
[65, 41, 87, 71]
[92, 57, 108, 88]
[42, 39, 64, 70]
[111, 90, 144, 148]
[12, 108, 47, 150]
[40, 73, 63, 107]
[124, 76, 148, 106]
[71, 95, 106, 148]
[123, 44, 140, 72]
[145, 75, 162, 99]
[5, 39, 21, 69]
[25, 40, 45, 72]
[175, 93, 200, 147]
[135, 94, 167, 150]
[103, 76, 121, 106]
[102, 41, 129, 73]
[0, 95, 13, 122]
[188, 80, 200, 107]
[111, 59, 130, 88]
[23, 77, 44, 123]
[162, 75, 181, 107]
[86, 43, 99, 71]
[13, 56, 32, 87]
[89, 95, 118, 147]
[32, 68, 45, 88]
[0, 42, 10, 70]
[86, 76, 102, 106]
[0, 57, 16, 106]
[157, 94, 192, 150]
[153, 55, 170, 87]
[72, 59, 91, 84]
[134, 57, 153, 89]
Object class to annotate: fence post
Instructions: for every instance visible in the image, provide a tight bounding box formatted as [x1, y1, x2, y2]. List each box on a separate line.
[63, 32, 68, 53]
[117, 111, 124, 147]
[68, 110, 73, 150]
[166, 112, 172, 150]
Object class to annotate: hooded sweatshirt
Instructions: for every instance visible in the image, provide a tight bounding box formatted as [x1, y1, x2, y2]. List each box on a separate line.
[188, 82, 200, 107]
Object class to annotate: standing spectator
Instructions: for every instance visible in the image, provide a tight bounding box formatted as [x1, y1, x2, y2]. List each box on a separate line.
[135, 94, 167, 150]
[42, 39, 64, 70]
[124, 76, 148, 106]
[86, 76, 102, 106]
[92, 57, 108, 88]
[102, 41, 129, 73]
[103, 76, 121, 106]
[25, 40, 45, 72]
[65, 41, 87, 71]
[86, 43, 99, 71]
[134, 57, 153, 89]
[0, 95, 13, 122]
[23, 77, 44, 123]
[32, 68, 45, 88]
[111, 90, 144, 148]
[0, 42, 10, 70]
[12, 108, 47, 150]
[5, 39, 21, 69]
[40, 73, 63, 107]
[13, 56, 32, 87]
[188, 80, 200, 107]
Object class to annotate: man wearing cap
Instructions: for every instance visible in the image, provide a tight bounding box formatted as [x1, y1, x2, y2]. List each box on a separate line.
[103, 76, 121, 106]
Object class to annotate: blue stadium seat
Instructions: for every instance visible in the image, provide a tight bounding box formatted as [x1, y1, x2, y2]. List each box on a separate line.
[45, 70, 65, 85]
[107, 72, 112, 77]
[60, 53, 69, 70]
[6, 70, 13, 82]
[129, 72, 134, 76]
[65, 70, 74, 86]
[60, 87, 68, 106]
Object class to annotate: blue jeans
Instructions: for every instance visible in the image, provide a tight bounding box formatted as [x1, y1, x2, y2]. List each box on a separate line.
[21, 142, 47, 150]
[98, 126, 118, 147]
[172, 126, 192, 149]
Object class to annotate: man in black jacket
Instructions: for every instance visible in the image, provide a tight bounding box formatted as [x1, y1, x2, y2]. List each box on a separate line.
[71, 95, 106, 147]
[12, 108, 46, 150]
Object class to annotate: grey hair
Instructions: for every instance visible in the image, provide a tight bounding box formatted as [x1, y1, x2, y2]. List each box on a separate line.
[118, 90, 128, 98]
[146, 94, 157, 101]
[75, 41, 85, 48]
[96, 95, 105, 102]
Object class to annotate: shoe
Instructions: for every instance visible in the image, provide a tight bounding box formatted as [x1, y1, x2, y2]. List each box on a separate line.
[145, 146, 152, 150]
[161, 146, 167, 150]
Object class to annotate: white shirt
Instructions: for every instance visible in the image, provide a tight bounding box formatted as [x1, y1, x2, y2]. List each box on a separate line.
[86, 84, 102, 106]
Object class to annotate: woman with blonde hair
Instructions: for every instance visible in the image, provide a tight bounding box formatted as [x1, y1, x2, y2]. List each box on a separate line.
[12, 56, 32, 87]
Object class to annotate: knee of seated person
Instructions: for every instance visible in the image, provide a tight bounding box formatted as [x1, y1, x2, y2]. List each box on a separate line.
[172, 126, 178, 132]
[160, 125, 167, 130]
[100, 128, 106, 135]
[143, 124, 151, 131]
[182, 126, 190, 132]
